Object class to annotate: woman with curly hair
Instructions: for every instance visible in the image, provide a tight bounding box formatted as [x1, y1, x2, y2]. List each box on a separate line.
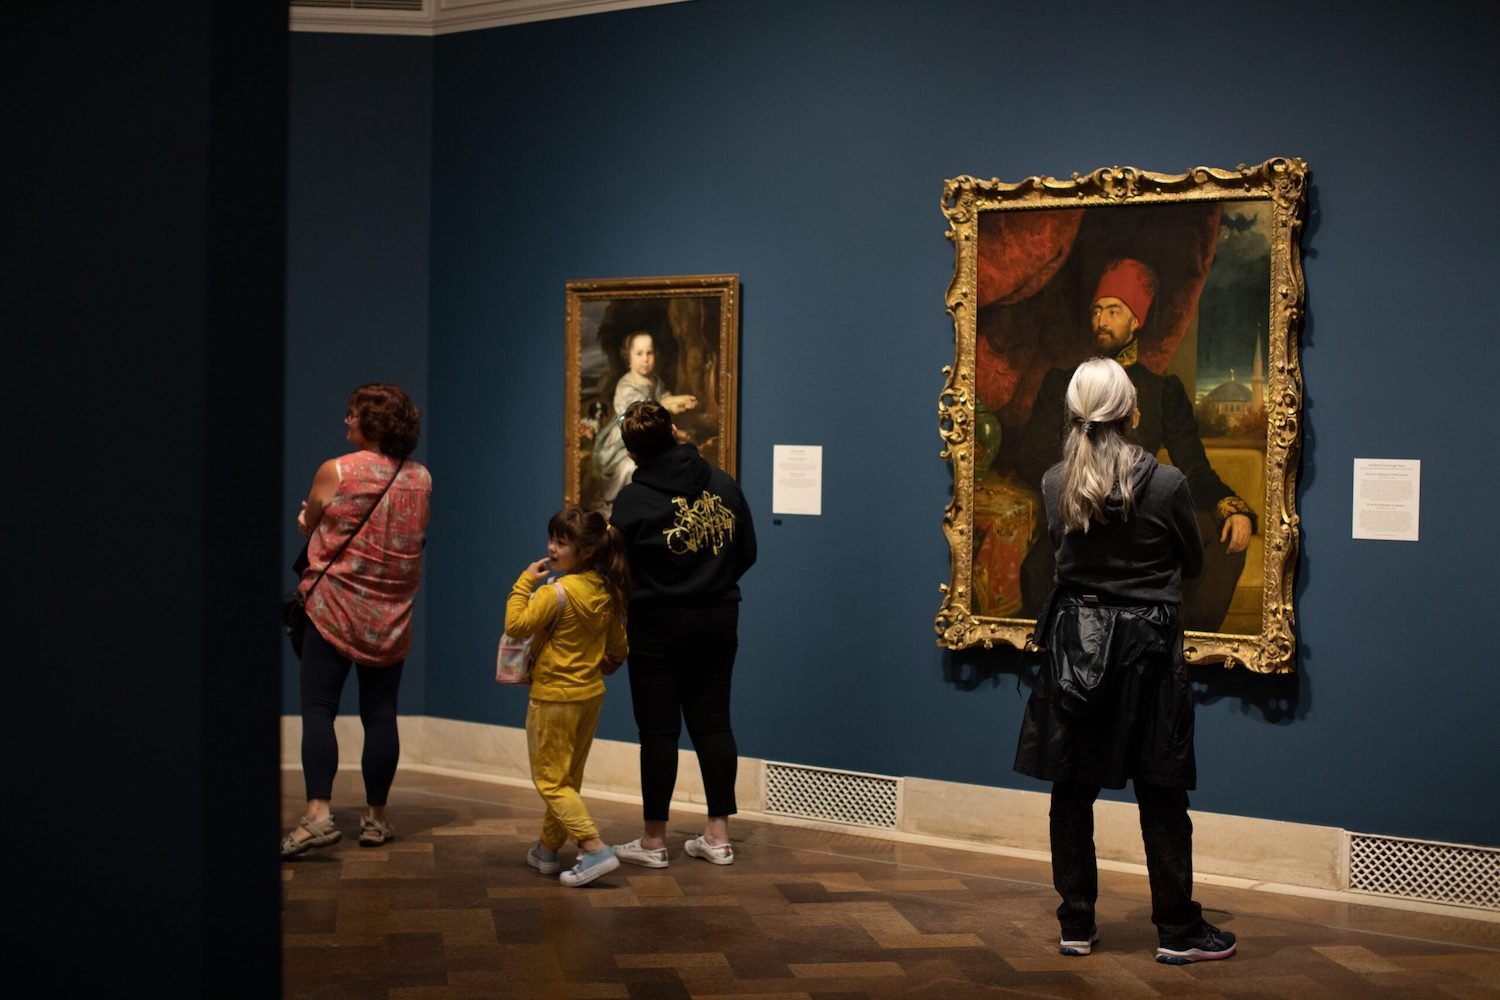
[281, 383, 433, 858]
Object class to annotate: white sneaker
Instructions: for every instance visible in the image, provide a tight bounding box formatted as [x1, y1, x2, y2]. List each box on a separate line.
[558, 846, 620, 887]
[683, 834, 734, 866]
[526, 841, 561, 875]
[613, 838, 669, 868]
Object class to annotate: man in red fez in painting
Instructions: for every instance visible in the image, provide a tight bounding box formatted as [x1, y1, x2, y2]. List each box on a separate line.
[1017, 258, 1255, 631]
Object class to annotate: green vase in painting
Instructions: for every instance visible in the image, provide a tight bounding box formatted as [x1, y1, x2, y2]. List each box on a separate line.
[973, 399, 1002, 476]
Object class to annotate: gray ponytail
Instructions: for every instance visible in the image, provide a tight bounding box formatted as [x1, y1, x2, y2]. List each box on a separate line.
[1056, 358, 1143, 533]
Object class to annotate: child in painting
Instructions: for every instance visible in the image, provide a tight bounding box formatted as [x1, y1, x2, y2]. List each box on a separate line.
[505, 507, 630, 887]
[591, 331, 698, 511]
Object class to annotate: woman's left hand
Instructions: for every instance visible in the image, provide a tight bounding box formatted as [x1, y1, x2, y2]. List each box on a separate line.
[524, 558, 550, 583]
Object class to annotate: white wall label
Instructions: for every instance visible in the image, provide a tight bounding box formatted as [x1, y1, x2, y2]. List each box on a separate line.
[772, 445, 822, 516]
[1352, 458, 1420, 542]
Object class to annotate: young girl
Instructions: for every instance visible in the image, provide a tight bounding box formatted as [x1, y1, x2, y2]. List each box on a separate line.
[505, 507, 630, 887]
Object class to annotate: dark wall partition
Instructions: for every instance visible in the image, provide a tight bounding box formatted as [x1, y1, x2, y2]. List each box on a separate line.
[293, 0, 1498, 847]
[15, 3, 285, 992]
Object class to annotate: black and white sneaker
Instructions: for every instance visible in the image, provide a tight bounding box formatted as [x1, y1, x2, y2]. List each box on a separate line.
[1059, 929, 1099, 956]
[1156, 923, 1237, 964]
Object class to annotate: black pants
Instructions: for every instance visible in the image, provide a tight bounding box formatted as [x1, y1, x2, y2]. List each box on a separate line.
[626, 602, 739, 821]
[1049, 780, 1202, 941]
[299, 621, 405, 806]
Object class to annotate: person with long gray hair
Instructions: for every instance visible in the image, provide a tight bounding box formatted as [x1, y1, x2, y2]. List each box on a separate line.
[1014, 357, 1236, 965]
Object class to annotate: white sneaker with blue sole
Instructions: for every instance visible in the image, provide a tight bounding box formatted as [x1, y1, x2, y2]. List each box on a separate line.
[560, 846, 620, 887]
[527, 841, 561, 875]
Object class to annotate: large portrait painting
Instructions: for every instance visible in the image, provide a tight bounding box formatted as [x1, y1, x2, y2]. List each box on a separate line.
[936, 159, 1308, 672]
[565, 274, 739, 515]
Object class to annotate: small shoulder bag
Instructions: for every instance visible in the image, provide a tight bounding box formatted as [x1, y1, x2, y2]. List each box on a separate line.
[496, 581, 566, 685]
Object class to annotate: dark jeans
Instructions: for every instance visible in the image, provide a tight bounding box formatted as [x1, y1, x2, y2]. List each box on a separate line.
[626, 602, 739, 821]
[299, 621, 405, 806]
[1050, 780, 1203, 940]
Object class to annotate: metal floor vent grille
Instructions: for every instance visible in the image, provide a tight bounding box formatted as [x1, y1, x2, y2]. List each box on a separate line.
[1348, 833, 1499, 910]
[764, 762, 899, 829]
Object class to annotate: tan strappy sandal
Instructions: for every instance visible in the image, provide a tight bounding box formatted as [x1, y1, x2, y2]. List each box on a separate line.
[359, 816, 395, 847]
[280, 815, 341, 858]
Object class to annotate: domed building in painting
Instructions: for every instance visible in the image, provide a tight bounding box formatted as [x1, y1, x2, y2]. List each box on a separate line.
[1204, 338, 1266, 421]
[1206, 370, 1254, 419]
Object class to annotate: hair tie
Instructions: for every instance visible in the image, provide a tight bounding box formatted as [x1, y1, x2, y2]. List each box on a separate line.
[1080, 420, 1094, 437]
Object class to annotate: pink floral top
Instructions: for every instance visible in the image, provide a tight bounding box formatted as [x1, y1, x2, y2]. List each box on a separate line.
[300, 450, 432, 666]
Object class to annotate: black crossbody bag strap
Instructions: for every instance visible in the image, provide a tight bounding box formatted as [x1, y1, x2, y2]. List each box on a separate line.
[301, 456, 406, 604]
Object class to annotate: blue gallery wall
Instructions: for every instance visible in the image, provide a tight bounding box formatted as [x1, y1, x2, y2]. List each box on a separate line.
[284, 34, 434, 713]
[292, 0, 1499, 845]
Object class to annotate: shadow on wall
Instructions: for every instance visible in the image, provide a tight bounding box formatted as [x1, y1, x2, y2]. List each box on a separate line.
[943, 642, 1038, 694]
[942, 641, 1306, 725]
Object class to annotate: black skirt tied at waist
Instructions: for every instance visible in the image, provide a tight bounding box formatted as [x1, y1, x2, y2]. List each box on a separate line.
[1014, 589, 1196, 790]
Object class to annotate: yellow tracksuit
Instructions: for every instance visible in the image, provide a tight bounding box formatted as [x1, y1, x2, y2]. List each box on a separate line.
[505, 569, 626, 848]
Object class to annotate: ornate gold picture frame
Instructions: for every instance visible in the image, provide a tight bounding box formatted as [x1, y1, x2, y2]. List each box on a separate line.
[936, 159, 1308, 672]
[564, 274, 739, 514]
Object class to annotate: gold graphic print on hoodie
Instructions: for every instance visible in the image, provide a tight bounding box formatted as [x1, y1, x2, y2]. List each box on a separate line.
[663, 492, 738, 555]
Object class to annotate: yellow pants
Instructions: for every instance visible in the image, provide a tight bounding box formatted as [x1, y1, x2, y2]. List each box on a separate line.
[526, 693, 604, 850]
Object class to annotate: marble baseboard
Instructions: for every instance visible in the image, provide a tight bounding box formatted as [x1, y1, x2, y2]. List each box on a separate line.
[281, 713, 1344, 892]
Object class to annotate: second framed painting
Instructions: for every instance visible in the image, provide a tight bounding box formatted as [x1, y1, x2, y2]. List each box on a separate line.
[564, 274, 740, 515]
[936, 159, 1309, 672]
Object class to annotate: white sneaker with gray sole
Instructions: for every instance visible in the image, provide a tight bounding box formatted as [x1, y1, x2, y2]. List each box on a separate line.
[683, 835, 734, 866]
[613, 838, 669, 868]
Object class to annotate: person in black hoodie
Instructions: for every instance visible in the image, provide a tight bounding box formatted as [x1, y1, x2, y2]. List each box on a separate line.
[1014, 358, 1237, 965]
[608, 400, 756, 869]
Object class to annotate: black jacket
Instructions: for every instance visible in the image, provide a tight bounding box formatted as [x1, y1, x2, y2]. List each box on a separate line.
[1016, 455, 1201, 790]
[610, 444, 756, 609]
[1041, 454, 1204, 605]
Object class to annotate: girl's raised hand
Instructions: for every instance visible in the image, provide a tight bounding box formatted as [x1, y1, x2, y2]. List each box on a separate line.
[524, 558, 551, 583]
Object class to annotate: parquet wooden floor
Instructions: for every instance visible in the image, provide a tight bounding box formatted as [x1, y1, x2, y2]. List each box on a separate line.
[283, 770, 1499, 999]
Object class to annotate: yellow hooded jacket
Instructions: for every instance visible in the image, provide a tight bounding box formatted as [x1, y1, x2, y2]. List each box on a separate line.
[504, 569, 626, 702]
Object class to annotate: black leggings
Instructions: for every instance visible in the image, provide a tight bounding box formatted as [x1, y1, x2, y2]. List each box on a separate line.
[299, 621, 405, 806]
[627, 603, 739, 821]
